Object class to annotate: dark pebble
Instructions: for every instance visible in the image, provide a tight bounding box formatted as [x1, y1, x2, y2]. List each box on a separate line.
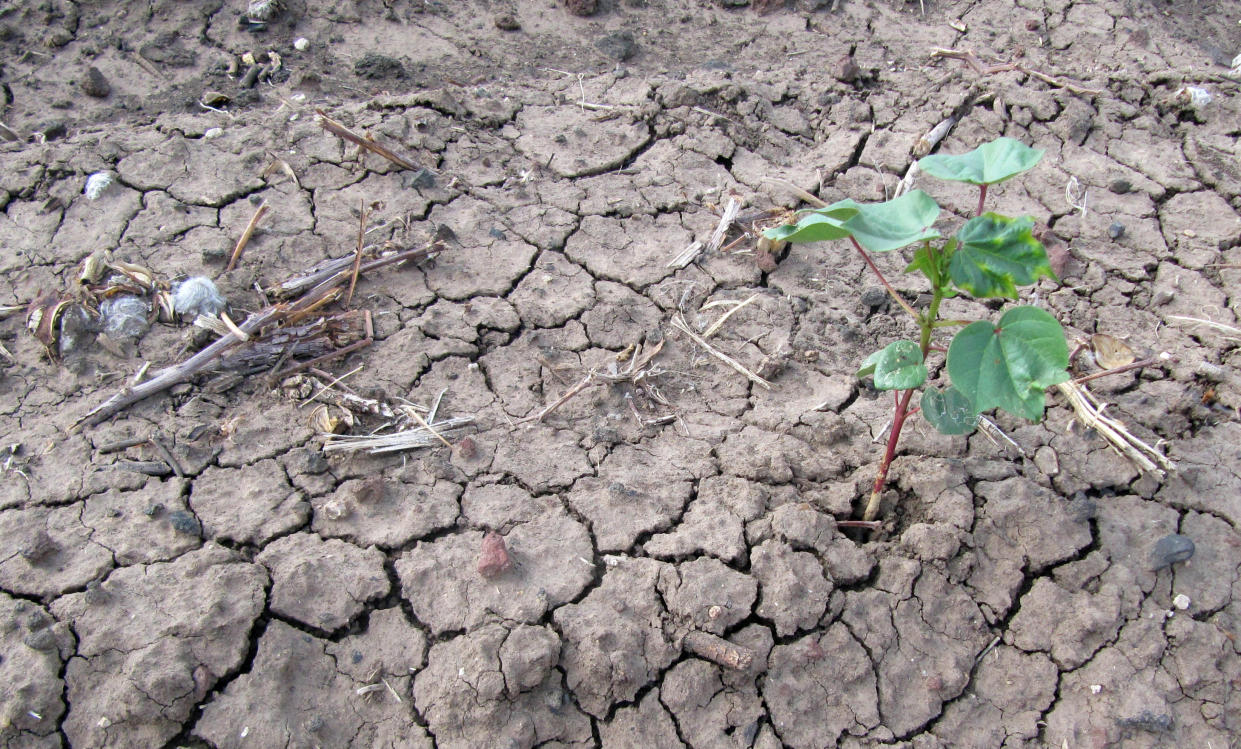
[596, 31, 637, 62]
[408, 168, 436, 190]
[82, 66, 111, 98]
[1109, 178, 1132, 194]
[494, 13, 520, 30]
[1150, 533, 1194, 570]
[168, 510, 202, 537]
[1107, 221, 1125, 240]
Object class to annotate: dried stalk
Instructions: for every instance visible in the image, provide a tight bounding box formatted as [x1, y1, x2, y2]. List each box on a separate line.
[321, 416, 475, 454]
[226, 201, 269, 272]
[315, 110, 421, 171]
[532, 340, 669, 422]
[75, 247, 422, 429]
[671, 313, 772, 390]
[1055, 381, 1175, 476]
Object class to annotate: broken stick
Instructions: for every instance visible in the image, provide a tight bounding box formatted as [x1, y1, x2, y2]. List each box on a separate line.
[315, 110, 422, 171]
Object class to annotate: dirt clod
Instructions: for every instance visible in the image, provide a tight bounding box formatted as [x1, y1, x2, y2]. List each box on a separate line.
[80, 67, 110, 98]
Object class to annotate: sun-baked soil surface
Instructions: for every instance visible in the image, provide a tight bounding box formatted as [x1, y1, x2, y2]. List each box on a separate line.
[2, 0, 1240, 747]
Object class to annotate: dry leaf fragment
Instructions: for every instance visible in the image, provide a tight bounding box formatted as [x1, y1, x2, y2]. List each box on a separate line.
[1090, 334, 1135, 370]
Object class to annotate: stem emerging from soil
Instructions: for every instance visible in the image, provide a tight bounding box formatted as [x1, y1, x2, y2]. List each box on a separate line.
[862, 283, 945, 521]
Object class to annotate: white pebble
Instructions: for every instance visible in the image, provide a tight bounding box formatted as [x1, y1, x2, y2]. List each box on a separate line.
[84, 172, 113, 200]
[1173, 593, 1191, 610]
[294, 37, 309, 51]
[1090, 684, 1102, 694]
[204, 127, 223, 140]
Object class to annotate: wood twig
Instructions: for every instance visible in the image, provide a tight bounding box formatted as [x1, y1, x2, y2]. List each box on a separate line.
[226, 201, 269, 272]
[315, 110, 421, 171]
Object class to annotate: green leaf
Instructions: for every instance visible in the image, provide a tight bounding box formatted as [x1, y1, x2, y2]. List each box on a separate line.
[761, 203, 860, 244]
[858, 340, 927, 390]
[949, 214, 1057, 298]
[918, 137, 1045, 186]
[921, 386, 979, 435]
[837, 190, 941, 252]
[947, 306, 1070, 421]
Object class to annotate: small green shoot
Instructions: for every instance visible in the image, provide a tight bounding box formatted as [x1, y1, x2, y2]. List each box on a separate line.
[764, 136, 1065, 520]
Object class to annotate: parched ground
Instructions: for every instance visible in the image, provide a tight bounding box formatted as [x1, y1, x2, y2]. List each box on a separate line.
[1, 0, 1240, 747]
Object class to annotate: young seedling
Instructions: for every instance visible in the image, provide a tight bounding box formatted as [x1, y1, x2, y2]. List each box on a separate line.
[765, 137, 1069, 520]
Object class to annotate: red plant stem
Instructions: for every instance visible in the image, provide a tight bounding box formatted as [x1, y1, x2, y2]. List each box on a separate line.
[863, 388, 915, 520]
[849, 237, 918, 319]
[976, 184, 988, 217]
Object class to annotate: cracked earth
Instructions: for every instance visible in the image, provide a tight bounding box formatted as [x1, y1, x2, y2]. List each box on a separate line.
[1, 0, 1240, 747]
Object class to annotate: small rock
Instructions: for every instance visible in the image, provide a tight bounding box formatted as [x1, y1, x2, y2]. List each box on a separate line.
[168, 511, 202, 537]
[596, 31, 637, 62]
[203, 127, 223, 140]
[455, 437, 477, 461]
[833, 55, 861, 83]
[564, 0, 599, 15]
[494, 13, 520, 30]
[201, 91, 230, 107]
[322, 499, 348, 521]
[1024, 18, 1041, 31]
[1107, 221, 1125, 240]
[1108, 178, 1132, 194]
[1172, 593, 1190, 610]
[81, 66, 111, 98]
[1150, 533, 1195, 570]
[477, 531, 514, 578]
[293, 37, 310, 51]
